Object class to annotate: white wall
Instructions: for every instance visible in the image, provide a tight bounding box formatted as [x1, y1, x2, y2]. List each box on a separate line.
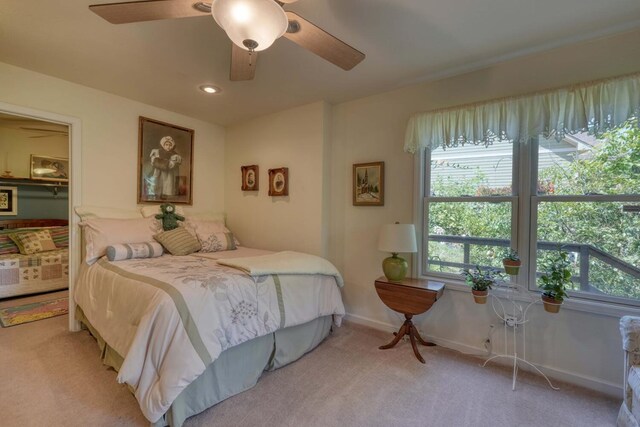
[224, 101, 330, 256]
[0, 62, 225, 214]
[0, 128, 68, 178]
[329, 28, 640, 395]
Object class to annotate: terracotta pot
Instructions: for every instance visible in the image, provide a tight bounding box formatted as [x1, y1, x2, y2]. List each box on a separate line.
[541, 295, 562, 313]
[472, 289, 488, 304]
[502, 259, 521, 276]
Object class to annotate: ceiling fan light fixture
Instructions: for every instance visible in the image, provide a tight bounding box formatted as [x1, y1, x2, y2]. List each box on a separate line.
[211, 0, 288, 52]
[199, 85, 221, 94]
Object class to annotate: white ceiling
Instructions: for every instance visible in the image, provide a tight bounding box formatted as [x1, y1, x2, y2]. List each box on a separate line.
[1, 0, 639, 125]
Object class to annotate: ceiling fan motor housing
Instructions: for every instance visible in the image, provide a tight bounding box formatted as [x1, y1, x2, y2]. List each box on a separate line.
[211, 0, 288, 52]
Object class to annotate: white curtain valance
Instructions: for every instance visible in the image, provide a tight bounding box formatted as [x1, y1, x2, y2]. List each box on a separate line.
[404, 72, 640, 154]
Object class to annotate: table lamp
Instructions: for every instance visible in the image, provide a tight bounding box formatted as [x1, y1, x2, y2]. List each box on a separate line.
[378, 222, 417, 281]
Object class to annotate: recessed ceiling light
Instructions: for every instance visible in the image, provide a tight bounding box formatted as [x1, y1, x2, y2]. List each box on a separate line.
[199, 85, 221, 94]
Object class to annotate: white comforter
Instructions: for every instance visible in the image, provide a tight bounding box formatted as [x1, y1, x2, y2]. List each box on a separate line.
[75, 252, 345, 422]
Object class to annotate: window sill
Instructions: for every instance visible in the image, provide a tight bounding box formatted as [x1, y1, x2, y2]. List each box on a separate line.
[420, 274, 640, 318]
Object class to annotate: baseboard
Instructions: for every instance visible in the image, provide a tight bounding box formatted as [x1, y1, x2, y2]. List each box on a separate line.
[344, 312, 623, 399]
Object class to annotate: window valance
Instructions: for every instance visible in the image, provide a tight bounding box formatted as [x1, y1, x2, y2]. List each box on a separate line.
[404, 72, 640, 154]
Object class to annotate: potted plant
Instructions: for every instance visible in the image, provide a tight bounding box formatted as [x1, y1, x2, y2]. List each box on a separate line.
[462, 266, 501, 304]
[538, 250, 572, 313]
[502, 248, 521, 276]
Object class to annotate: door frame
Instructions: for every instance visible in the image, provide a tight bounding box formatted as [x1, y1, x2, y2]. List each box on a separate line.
[0, 101, 82, 331]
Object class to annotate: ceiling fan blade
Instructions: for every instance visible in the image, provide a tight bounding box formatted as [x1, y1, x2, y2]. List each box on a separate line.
[89, 0, 210, 24]
[282, 11, 365, 71]
[230, 44, 257, 81]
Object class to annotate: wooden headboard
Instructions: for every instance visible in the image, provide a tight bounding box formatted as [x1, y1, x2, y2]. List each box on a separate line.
[0, 219, 68, 230]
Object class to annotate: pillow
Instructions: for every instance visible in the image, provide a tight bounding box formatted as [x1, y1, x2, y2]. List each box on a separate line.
[140, 205, 185, 218]
[48, 226, 69, 248]
[9, 230, 57, 255]
[80, 217, 157, 264]
[182, 217, 241, 246]
[154, 227, 201, 256]
[0, 230, 20, 255]
[106, 241, 164, 261]
[199, 231, 237, 253]
[75, 205, 143, 220]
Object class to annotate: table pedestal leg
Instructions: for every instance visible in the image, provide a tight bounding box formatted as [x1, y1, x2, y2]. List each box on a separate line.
[379, 314, 435, 364]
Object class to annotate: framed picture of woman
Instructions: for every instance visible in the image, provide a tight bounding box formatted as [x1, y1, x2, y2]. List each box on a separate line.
[138, 117, 194, 205]
[268, 167, 288, 196]
[241, 165, 259, 191]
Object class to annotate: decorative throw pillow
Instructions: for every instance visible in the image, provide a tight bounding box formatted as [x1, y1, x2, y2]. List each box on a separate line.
[199, 231, 237, 253]
[48, 226, 69, 248]
[183, 218, 241, 247]
[154, 227, 201, 256]
[106, 241, 164, 261]
[9, 230, 57, 255]
[0, 230, 20, 255]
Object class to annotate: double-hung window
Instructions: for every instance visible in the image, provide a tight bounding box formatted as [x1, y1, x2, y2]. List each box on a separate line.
[411, 73, 640, 307]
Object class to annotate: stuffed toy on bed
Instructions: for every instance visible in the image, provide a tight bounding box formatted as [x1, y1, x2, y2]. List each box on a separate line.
[155, 203, 185, 231]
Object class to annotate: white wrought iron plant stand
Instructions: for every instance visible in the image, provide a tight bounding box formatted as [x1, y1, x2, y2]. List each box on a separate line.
[483, 283, 559, 391]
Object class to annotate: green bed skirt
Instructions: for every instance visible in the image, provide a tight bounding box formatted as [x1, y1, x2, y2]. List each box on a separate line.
[75, 306, 333, 427]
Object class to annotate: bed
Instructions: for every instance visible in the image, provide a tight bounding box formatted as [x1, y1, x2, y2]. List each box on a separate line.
[74, 228, 345, 427]
[0, 218, 69, 299]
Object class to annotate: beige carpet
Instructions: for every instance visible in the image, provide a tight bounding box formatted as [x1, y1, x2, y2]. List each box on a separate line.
[0, 292, 619, 427]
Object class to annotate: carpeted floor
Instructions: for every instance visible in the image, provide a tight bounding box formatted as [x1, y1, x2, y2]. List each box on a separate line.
[0, 292, 619, 427]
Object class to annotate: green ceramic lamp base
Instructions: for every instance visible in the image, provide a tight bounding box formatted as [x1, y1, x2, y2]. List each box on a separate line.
[382, 253, 408, 281]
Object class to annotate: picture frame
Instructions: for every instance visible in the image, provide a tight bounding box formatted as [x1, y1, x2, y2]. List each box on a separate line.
[0, 186, 17, 216]
[268, 167, 289, 196]
[353, 161, 384, 206]
[138, 116, 194, 205]
[30, 155, 69, 182]
[241, 165, 259, 191]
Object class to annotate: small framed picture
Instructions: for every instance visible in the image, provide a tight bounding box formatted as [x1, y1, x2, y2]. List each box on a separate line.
[353, 161, 384, 206]
[268, 167, 288, 196]
[241, 165, 259, 191]
[30, 155, 69, 182]
[0, 187, 17, 215]
[138, 116, 194, 205]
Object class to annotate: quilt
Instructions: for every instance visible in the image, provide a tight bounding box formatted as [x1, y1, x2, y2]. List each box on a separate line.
[74, 253, 345, 422]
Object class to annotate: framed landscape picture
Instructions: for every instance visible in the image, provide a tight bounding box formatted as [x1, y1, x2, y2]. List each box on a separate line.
[138, 116, 194, 205]
[0, 186, 17, 215]
[30, 155, 69, 182]
[353, 161, 384, 206]
[241, 165, 259, 191]
[268, 167, 288, 196]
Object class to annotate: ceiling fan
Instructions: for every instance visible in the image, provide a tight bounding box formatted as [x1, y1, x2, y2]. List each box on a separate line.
[89, 0, 365, 81]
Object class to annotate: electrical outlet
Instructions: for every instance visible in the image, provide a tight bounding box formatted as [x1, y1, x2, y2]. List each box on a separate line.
[505, 315, 518, 327]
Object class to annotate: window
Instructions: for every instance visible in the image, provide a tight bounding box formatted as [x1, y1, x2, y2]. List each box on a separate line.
[424, 139, 516, 276]
[533, 124, 640, 304]
[421, 119, 640, 305]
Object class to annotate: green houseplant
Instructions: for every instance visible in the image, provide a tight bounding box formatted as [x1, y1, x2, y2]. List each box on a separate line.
[502, 248, 521, 275]
[538, 250, 572, 313]
[462, 266, 501, 304]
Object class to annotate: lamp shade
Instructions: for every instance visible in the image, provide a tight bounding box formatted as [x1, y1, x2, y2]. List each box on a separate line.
[211, 0, 288, 52]
[378, 224, 417, 253]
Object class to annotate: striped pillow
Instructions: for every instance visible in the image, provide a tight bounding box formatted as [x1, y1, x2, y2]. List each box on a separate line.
[106, 241, 164, 261]
[0, 230, 19, 255]
[48, 226, 69, 248]
[154, 227, 201, 256]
